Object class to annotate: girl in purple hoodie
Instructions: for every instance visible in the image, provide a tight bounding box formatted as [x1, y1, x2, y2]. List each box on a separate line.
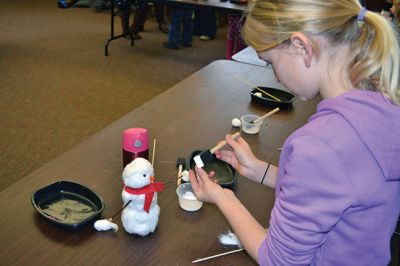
[189, 0, 400, 265]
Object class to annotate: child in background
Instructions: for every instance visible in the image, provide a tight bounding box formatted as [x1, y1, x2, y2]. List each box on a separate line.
[164, 7, 193, 49]
[391, 0, 400, 26]
[190, 0, 400, 265]
[193, 10, 217, 41]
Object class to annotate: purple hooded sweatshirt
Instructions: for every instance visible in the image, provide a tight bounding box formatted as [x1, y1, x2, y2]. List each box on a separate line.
[258, 90, 400, 265]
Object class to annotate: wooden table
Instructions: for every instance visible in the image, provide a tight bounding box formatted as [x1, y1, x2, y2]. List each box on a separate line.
[0, 60, 319, 265]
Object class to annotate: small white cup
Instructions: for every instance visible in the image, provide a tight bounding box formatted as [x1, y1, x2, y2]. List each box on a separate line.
[241, 115, 263, 134]
[176, 183, 203, 211]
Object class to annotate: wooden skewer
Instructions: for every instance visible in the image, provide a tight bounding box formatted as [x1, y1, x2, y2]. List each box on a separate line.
[234, 75, 282, 102]
[192, 248, 244, 264]
[109, 200, 132, 221]
[151, 139, 156, 167]
[253, 107, 280, 124]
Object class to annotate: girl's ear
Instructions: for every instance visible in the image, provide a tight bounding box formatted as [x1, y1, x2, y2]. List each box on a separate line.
[290, 32, 313, 67]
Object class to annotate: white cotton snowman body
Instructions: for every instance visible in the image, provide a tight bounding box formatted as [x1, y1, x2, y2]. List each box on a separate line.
[121, 158, 163, 236]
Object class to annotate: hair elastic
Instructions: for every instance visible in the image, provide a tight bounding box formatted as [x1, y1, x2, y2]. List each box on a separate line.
[357, 7, 367, 28]
[260, 162, 270, 185]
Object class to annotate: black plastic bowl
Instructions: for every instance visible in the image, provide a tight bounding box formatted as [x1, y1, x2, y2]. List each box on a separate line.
[187, 150, 237, 188]
[31, 180, 105, 230]
[250, 87, 295, 109]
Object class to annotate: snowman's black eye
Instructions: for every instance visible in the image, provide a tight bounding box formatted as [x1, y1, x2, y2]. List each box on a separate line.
[143, 174, 146, 177]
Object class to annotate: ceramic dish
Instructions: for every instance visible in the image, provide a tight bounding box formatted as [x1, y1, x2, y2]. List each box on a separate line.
[187, 150, 237, 187]
[31, 180, 105, 230]
[250, 87, 295, 109]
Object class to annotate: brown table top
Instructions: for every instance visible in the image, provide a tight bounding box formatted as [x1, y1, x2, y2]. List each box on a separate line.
[164, 0, 248, 13]
[0, 60, 319, 265]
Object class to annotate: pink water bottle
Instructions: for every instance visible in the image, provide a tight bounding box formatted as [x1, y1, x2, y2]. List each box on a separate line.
[122, 128, 149, 167]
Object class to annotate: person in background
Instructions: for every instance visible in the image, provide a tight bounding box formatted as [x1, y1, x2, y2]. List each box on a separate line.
[121, 0, 168, 40]
[163, 7, 193, 49]
[391, 0, 400, 25]
[193, 10, 217, 41]
[189, 0, 400, 265]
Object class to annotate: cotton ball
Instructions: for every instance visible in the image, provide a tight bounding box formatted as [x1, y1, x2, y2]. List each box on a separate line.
[94, 219, 119, 232]
[254, 92, 263, 97]
[232, 118, 241, 127]
[182, 191, 197, 200]
[181, 170, 190, 182]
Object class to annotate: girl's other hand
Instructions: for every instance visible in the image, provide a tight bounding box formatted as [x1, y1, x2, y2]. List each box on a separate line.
[189, 167, 232, 204]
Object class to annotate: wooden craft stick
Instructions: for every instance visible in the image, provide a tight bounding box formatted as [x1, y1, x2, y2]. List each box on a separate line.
[253, 107, 280, 124]
[192, 248, 244, 264]
[234, 75, 282, 102]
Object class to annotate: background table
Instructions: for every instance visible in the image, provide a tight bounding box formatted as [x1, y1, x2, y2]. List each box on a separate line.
[164, 0, 247, 13]
[164, 0, 248, 59]
[0, 60, 319, 265]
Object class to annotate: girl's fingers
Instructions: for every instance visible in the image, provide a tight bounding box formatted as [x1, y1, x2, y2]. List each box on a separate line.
[194, 166, 207, 186]
[215, 150, 234, 165]
[189, 170, 200, 191]
[208, 171, 218, 183]
[209, 171, 216, 179]
[225, 134, 241, 149]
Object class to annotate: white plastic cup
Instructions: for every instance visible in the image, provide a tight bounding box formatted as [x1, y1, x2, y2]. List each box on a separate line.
[176, 183, 203, 211]
[240, 115, 263, 134]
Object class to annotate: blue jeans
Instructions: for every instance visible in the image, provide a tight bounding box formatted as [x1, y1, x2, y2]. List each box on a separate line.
[167, 8, 193, 46]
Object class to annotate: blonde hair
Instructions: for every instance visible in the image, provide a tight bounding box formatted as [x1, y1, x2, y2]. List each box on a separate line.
[244, 0, 400, 105]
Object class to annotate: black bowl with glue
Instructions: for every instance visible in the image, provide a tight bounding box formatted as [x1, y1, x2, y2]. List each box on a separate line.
[250, 87, 295, 109]
[187, 150, 237, 188]
[31, 180, 105, 230]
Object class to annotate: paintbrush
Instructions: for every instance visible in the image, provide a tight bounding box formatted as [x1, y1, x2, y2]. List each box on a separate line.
[194, 132, 240, 168]
[250, 107, 279, 124]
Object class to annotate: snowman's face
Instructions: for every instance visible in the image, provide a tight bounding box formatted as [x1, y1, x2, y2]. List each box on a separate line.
[123, 158, 154, 188]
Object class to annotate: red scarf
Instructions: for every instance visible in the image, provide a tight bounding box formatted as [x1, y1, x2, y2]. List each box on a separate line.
[124, 182, 164, 213]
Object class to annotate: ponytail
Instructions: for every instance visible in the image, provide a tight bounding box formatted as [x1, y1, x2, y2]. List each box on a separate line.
[351, 10, 400, 105]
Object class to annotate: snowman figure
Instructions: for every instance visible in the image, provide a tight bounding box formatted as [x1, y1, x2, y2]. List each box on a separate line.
[121, 158, 164, 236]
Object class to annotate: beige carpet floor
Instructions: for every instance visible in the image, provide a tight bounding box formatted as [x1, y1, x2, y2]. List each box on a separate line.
[0, 0, 228, 191]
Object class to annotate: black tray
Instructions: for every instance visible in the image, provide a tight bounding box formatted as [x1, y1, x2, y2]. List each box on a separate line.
[187, 150, 237, 187]
[31, 180, 105, 230]
[229, 0, 248, 4]
[250, 87, 295, 109]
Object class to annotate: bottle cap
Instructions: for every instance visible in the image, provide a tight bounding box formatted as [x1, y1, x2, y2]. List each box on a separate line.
[122, 128, 149, 153]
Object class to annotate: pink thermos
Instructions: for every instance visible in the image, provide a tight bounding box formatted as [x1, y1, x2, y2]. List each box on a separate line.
[122, 128, 149, 167]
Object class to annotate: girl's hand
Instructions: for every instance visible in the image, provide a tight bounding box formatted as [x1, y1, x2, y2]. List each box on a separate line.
[189, 167, 233, 204]
[215, 135, 265, 180]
